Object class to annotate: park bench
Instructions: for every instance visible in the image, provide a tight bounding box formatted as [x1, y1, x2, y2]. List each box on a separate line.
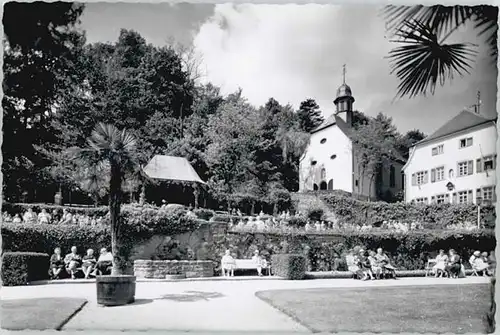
[222, 259, 271, 276]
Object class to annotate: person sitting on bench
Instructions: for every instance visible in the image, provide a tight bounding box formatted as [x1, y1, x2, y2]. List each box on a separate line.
[64, 246, 82, 279]
[94, 248, 113, 275]
[49, 247, 65, 279]
[446, 249, 462, 278]
[82, 248, 97, 279]
[221, 249, 236, 277]
[252, 250, 265, 276]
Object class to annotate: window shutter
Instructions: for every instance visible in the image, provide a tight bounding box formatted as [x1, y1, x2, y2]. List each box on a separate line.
[445, 194, 450, 203]
[431, 169, 436, 183]
[423, 171, 428, 184]
[452, 193, 457, 204]
[468, 160, 473, 175]
[468, 190, 473, 203]
[411, 173, 416, 186]
[477, 159, 483, 173]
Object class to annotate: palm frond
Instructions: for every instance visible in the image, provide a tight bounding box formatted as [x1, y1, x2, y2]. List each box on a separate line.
[388, 20, 478, 99]
[383, 5, 475, 37]
[472, 6, 498, 61]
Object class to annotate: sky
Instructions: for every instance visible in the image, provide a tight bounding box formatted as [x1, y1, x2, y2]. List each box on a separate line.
[79, 3, 498, 135]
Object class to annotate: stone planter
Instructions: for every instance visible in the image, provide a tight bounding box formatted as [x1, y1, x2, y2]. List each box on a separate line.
[165, 274, 186, 280]
[96, 275, 136, 306]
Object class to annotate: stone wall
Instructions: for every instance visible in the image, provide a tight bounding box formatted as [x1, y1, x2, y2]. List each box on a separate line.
[134, 260, 215, 279]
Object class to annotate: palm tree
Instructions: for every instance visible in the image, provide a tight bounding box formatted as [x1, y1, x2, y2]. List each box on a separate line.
[69, 123, 139, 275]
[383, 5, 498, 99]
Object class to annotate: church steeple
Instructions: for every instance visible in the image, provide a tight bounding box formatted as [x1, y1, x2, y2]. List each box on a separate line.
[334, 64, 355, 126]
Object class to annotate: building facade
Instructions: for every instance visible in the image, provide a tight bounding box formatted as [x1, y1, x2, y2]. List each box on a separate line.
[403, 110, 497, 205]
[299, 79, 404, 200]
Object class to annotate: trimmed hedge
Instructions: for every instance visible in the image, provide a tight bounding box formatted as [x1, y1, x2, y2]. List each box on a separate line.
[1, 252, 50, 286]
[320, 193, 496, 228]
[193, 208, 215, 221]
[271, 254, 306, 280]
[2, 202, 109, 216]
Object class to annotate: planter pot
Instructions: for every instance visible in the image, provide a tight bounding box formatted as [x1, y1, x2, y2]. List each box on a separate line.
[165, 274, 186, 280]
[96, 275, 136, 306]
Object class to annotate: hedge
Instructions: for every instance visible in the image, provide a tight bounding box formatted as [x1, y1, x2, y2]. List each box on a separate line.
[2, 204, 202, 258]
[270, 254, 306, 280]
[319, 193, 496, 228]
[219, 229, 496, 272]
[1, 252, 50, 286]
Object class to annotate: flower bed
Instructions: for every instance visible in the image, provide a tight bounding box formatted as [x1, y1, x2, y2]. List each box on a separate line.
[133, 260, 215, 279]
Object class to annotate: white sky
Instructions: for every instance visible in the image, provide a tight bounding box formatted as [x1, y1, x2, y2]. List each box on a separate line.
[80, 3, 497, 135]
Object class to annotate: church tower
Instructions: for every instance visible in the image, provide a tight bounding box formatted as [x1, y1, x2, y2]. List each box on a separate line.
[333, 64, 355, 126]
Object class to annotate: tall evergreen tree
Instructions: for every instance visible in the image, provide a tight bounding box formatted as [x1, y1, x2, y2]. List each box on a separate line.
[297, 98, 324, 132]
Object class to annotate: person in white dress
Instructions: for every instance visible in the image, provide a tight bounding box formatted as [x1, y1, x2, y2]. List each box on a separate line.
[433, 249, 448, 277]
[470, 250, 489, 275]
[252, 250, 265, 276]
[221, 250, 236, 277]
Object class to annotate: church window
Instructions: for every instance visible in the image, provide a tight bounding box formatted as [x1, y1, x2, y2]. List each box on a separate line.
[330, 154, 337, 160]
[320, 181, 327, 190]
[313, 184, 319, 191]
[320, 138, 327, 144]
[320, 168, 326, 180]
[311, 160, 317, 166]
[327, 179, 333, 190]
[355, 180, 359, 187]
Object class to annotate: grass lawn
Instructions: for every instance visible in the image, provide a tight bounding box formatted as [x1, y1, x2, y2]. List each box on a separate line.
[1, 298, 87, 330]
[256, 283, 490, 333]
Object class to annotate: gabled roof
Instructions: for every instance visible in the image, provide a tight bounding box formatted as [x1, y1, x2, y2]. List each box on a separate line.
[416, 110, 496, 146]
[143, 155, 206, 184]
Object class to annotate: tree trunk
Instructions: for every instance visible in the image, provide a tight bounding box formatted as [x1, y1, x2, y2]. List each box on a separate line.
[193, 184, 199, 209]
[368, 174, 375, 202]
[109, 159, 128, 276]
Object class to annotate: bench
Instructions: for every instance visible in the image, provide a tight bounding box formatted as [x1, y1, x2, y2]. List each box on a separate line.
[222, 259, 271, 276]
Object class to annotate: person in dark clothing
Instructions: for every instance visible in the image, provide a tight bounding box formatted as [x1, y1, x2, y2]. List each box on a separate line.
[49, 247, 65, 279]
[446, 249, 462, 278]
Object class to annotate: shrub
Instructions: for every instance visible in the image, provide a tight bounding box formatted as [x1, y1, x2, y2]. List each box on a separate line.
[287, 216, 307, 227]
[1, 252, 50, 286]
[211, 214, 240, 223]
[271, 254, 306, 280]
[306, 208, 324, 221]
[2, 202, 109, 217]
[319, 193, 496, 228]
[194, 208, 215, 221]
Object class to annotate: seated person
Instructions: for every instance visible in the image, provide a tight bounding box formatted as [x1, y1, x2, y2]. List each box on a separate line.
[38, 209, 51, 224]
[64, 246, 82, 279]
[3, 212, 12, 223]
[221, 250, 236, 277]
[12, 213, 22, 223]
[94, 248, 113, 275]
[59, 209, 73, 224]
[375, 248, 397, 279]
[49, 247, 65, 279]
[23, 207, 37, 224]
[359, 249, 374, 280]
[470, 251, 489, 276]
[433, 249, 448, 278]
[82, 249, 97, 279]
[252, 250, 266, 276]
[368, 250, 382, 279]
[52, 209, 61, 223]
[445, 249, 462, 278]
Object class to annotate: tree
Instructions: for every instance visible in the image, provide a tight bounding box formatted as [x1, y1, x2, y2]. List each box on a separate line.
[396, 129, 427, 160]
[69, 123, 139, 275]
[383, 5, 498, 98]
[2, 2, 85, 201]
[297, 98, 324, 132]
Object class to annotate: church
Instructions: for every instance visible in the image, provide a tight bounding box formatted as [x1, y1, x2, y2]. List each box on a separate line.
[298, 70, 404, 201]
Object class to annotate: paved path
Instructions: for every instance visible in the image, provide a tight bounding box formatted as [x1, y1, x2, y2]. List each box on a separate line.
[1, 276, 490, 332]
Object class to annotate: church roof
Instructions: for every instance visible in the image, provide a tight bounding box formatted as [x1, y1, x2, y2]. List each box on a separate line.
[143, 155, 206, 184]
[416, 110, 496, 146]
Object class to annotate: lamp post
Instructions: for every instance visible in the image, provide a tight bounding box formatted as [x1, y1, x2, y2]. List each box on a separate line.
[476, 196, 482, 229]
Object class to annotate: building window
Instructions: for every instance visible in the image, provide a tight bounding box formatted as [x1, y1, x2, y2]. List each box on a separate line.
[459, 137, 473, 149]
[389, 165, 396, 187]
[330, 154, 337, 160]
[355, 180, 359, 187]
[481, 186, 495, 201]
[320, 138, 327, 144]
[320, 181, 327, 190]
[320, 168, 326, 180]
[412, 170, 428, 186]
[457, 160, 473, 177]
[431, 144, 444, 156]
[311, 160, 317, 166]
[477, 155, 496, 173]
[436, 194, 446, 204]
[431, 166, 445, 183]
[327, 179, 333, 190]
[415, 197, 428, 204]
[458, 190, 472, 204]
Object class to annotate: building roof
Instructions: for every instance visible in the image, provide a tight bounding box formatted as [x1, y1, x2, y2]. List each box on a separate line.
[143, 155, 206, 184]
[416, 110, 496, 146]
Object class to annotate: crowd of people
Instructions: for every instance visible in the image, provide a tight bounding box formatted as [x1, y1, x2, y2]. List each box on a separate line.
[346, 247, 397, 280]
[3, 207, 107, 225]
[49, 246, 113, 279]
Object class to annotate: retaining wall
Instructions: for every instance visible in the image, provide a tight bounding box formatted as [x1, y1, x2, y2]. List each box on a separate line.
[134, 260, 215, 279]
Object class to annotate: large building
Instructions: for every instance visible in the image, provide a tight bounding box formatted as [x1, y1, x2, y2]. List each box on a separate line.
[298, 75, 404, 201]
[402, 110, 497, 205]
